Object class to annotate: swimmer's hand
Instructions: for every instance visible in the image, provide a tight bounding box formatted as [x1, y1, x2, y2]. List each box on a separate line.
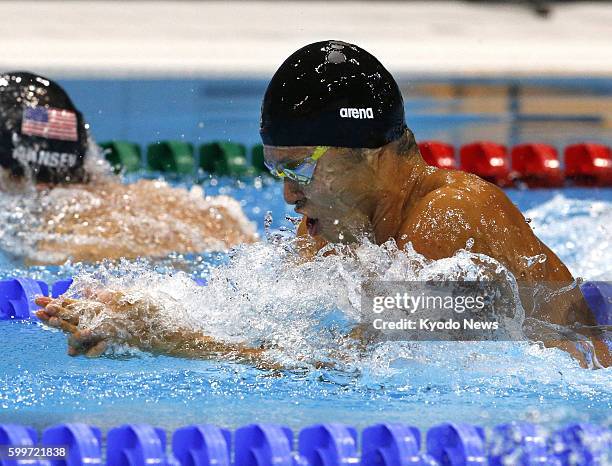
[34, 293, 279, 369]
[35, 295, 109, 357]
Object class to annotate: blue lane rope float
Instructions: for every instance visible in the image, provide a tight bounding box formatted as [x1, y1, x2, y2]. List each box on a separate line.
[582, 282, 612, 327]
[51, 279, 74, 299]
[581, 281, 612, 352]
[173, 425, 231, 466]
[551, 423, 611, 466]
[298, 424, 359, 465]
[489, 423, 556, 465]
[106, 425, 174, 466]
[361, 423, 428, 465]
[0, 422, 610, 466]
[234, 424, 304, 466]
[42, 424, 102, 466]
[0, 424, 38, 450]
[425, 423, 487, 465]
[0, 278, 48, 320]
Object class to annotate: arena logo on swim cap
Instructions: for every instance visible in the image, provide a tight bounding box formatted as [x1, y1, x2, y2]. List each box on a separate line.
[339, 107, 374, 119]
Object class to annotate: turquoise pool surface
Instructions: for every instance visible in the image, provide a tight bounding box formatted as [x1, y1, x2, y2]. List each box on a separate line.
[0, 177, 610, 432]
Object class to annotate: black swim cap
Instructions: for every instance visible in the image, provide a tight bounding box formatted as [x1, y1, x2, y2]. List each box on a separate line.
[260, 40, 407, 148]
[0, 71, 88, 183]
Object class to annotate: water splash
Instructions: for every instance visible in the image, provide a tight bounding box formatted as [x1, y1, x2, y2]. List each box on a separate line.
[524, 193, 611, 279]
[61, 228, 603, 377]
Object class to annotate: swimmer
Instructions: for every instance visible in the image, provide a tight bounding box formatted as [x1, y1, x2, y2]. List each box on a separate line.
[0, 71, 256, 264]
[34, 42, 609, 368]
[260, 40, 609, 367]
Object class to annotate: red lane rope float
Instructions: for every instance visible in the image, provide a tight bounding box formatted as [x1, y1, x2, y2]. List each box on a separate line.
[565, 143, 612, 187]
[459, 142, 512, 187]
[510, 143, 564, 188]
[418, 141, 457, 170]
[418, 140, 611, 188]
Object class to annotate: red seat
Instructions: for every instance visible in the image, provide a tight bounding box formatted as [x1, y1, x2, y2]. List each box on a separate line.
[418, 141, 457, 169]
[564, 143, 612, 186]
[510, 143, 564, 188]
[459, 142, 511, 186]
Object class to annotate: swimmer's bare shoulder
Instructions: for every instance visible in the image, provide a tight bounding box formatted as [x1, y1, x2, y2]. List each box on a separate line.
[398, 170, 610, 367]
[397, 170, 567, 281]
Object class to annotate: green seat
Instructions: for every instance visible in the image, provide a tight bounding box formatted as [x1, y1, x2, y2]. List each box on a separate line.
[251, 144, 267, 173]
[98, 140, 141, 173]
[147, 140, 195, 174]
[199, 141, 253, 176]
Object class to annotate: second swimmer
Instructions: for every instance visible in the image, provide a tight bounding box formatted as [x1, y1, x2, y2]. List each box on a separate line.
[0, 71, 257, 264]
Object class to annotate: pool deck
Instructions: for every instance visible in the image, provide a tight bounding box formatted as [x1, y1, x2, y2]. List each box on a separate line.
[1, 1, 611, 77]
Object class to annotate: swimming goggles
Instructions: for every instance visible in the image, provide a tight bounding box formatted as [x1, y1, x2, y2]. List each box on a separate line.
[264, 146, 330, 184]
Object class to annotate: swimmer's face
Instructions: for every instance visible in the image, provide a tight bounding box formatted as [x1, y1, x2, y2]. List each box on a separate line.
[264, 145, 375, 243]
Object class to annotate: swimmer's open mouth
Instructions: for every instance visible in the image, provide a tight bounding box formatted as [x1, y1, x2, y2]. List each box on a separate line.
[306, 217, 321, 236]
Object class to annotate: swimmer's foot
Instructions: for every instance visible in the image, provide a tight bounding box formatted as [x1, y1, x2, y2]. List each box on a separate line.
[35, 295, 109, 357]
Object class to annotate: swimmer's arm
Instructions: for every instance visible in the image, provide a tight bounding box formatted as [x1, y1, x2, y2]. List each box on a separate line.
[34, 294, 277, 369]
[396, 184, 610, 367]
[154, 330, 272, 367]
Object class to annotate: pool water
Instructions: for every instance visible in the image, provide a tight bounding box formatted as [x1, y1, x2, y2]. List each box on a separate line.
[0, 176, 610, 433]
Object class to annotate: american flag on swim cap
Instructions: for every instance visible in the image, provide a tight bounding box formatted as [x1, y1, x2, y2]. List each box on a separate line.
[21, 106, 78, 142]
